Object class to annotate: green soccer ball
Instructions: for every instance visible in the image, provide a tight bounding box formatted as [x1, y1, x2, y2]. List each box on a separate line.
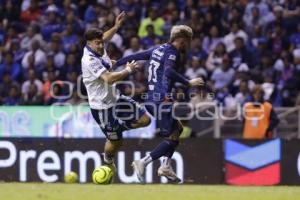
[92, 166, 114, 184]
[64, 171, 78, 183]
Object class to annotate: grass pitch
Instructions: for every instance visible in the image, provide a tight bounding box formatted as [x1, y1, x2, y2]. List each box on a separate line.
[1, 183, 300, 200]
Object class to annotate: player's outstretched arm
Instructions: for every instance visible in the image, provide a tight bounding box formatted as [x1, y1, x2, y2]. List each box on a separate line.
[163, 50, 197, 86]
[165, 67, 189, 85]
[103, 11, 125, 42]
[163, 51, 204, 87]
[165, 67, 204, 87]
[115, 49, 153, 66]
[100, 60, 138, 85]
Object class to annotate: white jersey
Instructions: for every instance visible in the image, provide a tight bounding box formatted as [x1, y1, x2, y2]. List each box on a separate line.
[81, 46, 119, 110]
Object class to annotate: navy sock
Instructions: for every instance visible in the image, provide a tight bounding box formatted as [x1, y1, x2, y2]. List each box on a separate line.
[150, 140, 179, 160]
[164, 140, 179, 158]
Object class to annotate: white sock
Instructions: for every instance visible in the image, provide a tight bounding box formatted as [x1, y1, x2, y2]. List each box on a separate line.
[161, 156, 171, 167]
[141, 154, 153, 166]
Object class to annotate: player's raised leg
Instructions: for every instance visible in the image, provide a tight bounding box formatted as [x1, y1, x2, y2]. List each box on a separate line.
[115, 95, 151, 130]
[130, 113, 151, 128]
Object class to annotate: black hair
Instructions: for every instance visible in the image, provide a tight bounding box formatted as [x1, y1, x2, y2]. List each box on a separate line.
[84, 28, 103, 41]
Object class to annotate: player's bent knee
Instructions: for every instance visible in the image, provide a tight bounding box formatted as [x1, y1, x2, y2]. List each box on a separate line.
[168, 132, 180, 141]
[169, 125, 183, 140]
[136, 114, 151, 127]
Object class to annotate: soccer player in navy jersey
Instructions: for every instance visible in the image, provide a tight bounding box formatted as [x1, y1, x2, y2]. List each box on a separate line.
[116, 25, 204, 183]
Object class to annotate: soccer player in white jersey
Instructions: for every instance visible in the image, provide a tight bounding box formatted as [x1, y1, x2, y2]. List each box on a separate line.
[81, 12, 151, 171]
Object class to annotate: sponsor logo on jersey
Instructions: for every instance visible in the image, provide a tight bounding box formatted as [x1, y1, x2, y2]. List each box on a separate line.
[168, 54, 176, 61]
[89, 62, 101, 73]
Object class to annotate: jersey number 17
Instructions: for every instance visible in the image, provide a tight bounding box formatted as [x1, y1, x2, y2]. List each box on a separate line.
[148, 60, 160, 83]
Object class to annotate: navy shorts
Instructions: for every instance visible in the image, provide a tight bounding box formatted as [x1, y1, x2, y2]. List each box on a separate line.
[91, 95, 146, 141]
[145, 102, 181, 137]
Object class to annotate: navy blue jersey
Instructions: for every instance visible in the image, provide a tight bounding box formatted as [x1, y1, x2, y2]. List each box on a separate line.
[116, 43, 189, 103]
[147, 43, 181, 102]
[115, 44, 189, 135]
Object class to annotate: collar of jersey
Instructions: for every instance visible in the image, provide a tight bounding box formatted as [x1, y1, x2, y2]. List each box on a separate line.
[167, 42, 178, 52]
[85, 45, 102, 58]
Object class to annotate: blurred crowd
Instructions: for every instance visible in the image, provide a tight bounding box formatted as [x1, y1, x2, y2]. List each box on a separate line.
[0, 0, 300, 107]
